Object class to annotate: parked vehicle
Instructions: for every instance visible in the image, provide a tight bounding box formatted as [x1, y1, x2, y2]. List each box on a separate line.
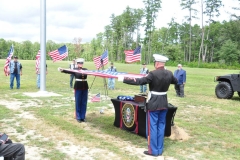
[214, 74, 240, 99]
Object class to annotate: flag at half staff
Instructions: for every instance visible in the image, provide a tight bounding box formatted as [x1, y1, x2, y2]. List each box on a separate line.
[4, 45, 14, 76]
[93, 50, 108, 69]
[91, 93, 101, 102]
[35, 50, 40, 73]
[48, 45, 68, 62]
[124, 46, 141, 63]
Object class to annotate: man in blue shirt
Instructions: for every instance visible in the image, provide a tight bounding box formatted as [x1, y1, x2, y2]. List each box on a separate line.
[174, 64, 186, 97]
[8, 56, 22, 89]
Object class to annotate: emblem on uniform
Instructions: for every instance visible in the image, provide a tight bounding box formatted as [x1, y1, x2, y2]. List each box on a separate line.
[122, 103, 135, 128]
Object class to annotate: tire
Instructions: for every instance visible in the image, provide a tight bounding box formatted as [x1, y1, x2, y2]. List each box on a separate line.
[238, 92, 240, 97]
[215, 82, 234, 99]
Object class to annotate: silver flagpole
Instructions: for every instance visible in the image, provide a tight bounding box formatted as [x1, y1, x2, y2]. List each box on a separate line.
[40, 0, 46, 91]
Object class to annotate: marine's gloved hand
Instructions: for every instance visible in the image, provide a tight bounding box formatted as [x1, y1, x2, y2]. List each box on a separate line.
[118, 75, 124, 81]
[58, 67, 63, 72]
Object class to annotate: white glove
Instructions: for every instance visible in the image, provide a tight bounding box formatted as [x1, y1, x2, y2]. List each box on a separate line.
[118, 75, 124, 82]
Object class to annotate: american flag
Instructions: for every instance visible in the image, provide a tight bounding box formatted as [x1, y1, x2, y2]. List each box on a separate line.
[4, 45, 14, 76]
[61, 69, 145, 79]
[91, 93, 101, 102]
[48, 45, 68, 62]
[93, 50, 108, 69]
[124, 46, 141, 63]
[36, 50, 40, 73]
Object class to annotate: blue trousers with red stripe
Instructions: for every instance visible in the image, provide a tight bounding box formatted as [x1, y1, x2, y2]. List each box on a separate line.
[146, 109, 167, 156]
[75, 89, 88, 120]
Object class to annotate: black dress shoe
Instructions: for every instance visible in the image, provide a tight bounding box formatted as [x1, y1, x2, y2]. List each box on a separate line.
[80, 119, 86, 122]
[143, 151, 158, 157]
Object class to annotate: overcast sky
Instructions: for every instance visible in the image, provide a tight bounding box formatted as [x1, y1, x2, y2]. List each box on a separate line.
[0, 0, 238, 43]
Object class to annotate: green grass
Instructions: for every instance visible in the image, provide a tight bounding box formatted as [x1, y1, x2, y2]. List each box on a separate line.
[0, 59, 240, 159]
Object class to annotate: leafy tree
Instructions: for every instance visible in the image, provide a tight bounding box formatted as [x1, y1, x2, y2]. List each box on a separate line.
[0, 38, 8, 59]
[218, 39, 240, 64]
[231, 0, 240, 19]
[143, 0, 162, 63]
[73, 37, 82, 58]
[202, 0, 222, 62]
[181, 0, 198, 62]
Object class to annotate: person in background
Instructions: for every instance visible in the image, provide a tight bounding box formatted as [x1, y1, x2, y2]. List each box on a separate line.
[107, 62, 117, 90]
[0, 132, 25, 160]
[140, 63, 149, 94]
[174, 64, 186, 97]
[69, 59, 76, 88]
[59, 58, 88, 123]
[8, 56, 22, 89]
[121, 54, 177, 157]
[36, 64, 47, 89]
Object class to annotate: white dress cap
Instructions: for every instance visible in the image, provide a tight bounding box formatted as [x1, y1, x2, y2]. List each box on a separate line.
[153, 54, 169, 62]
[77, 58, 84, 64]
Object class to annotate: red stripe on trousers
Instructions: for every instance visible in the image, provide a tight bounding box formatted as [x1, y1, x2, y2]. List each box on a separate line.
[147, 111, 152, 154]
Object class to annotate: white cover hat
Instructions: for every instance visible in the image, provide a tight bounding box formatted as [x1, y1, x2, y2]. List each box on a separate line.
[153, 54, 169, 62]
[76, 58, 84, 64]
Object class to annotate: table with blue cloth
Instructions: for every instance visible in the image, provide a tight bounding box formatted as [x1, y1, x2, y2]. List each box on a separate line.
[111, 98, 177, 138]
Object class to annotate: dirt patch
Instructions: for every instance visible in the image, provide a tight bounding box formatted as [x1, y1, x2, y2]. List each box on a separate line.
[169, 125, 189, 141]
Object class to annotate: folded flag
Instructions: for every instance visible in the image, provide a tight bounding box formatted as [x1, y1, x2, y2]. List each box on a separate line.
[91, 93, 101, 102]
[124, 46, 141, 63]
[48, 45, 68, 62]
[4, 45, 14, 76]
[93, 50, 108, 69]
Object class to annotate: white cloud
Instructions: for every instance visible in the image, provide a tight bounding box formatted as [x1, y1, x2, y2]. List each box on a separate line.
[0, 0, 238, 43]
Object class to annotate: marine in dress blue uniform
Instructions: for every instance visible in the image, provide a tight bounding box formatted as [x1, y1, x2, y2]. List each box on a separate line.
[122, 54, 177, 156]
[60, 58, 89, 123]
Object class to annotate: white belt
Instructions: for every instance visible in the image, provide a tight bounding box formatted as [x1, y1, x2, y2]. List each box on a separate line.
[75, 79, 87, 81]
[147, 91, 167, 102]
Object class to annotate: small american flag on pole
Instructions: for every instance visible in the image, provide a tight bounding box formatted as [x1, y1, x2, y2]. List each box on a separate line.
[48, 45, 68, 62]
[93, 50, 108, 69]
[124, 46, 141, 63]
[35, 50, 40, 73]
[91, 93, 101, 102]
[4, 45, 14, 76]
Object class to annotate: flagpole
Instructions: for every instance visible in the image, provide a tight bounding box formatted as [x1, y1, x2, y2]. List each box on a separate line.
[40, 0, 46, 91]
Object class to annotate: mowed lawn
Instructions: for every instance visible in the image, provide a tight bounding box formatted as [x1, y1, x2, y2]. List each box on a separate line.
[0, 59, 240, 160]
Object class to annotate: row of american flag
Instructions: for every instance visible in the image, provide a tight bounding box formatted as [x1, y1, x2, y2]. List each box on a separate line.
[4, 44, 141, 75]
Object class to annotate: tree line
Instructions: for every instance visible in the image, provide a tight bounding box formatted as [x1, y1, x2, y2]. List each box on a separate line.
[1, 0, 240, 68]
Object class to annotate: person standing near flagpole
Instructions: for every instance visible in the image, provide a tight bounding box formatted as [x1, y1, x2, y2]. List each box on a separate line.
[36, 51, 48, 89]
[59, 58, 89, 123]
[107, 62, 117, 90]
[8, 56, 22, 89]
[121, 54, 177, 157]
[36, 64, 47, 89]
